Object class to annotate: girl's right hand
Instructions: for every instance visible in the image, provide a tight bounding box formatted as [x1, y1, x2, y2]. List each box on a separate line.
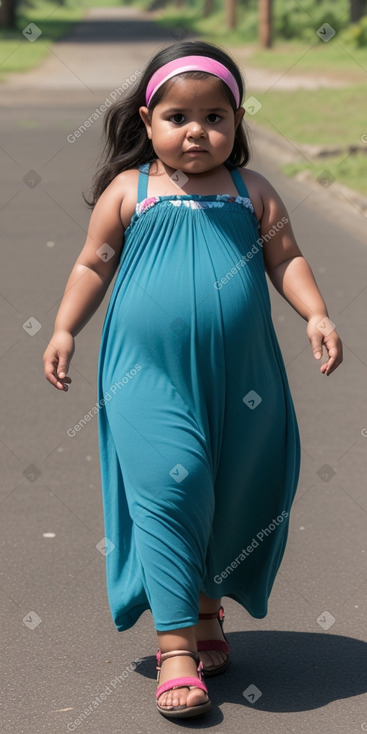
[43, 330, 74, 391]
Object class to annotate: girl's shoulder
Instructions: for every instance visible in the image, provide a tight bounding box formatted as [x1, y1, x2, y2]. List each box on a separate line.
[111, 168, 141, 231]
[110, 168, 140, 193]
[239, 167, 288, 225]
[237, 167, 273, 224]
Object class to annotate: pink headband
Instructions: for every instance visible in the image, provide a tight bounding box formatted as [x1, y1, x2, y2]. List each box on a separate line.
[145, 55, 240, 108]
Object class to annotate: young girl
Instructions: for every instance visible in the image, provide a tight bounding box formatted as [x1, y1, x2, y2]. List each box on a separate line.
[43, 40, 343, 719]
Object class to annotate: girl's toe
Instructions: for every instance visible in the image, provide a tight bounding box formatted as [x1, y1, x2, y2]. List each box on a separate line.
[158, 686, 207, 710]
[187, 687, 208, 708]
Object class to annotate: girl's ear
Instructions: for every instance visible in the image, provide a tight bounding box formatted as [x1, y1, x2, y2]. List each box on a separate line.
[234, 106, 245, 129]
[139, 106, 152, 139]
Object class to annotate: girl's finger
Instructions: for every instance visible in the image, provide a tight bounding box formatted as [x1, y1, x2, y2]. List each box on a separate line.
[57, 359, 70, 380]
[55, 376, 72, 389]
[44, 362, 71, 390]
[45, 369, 64, 389]
[322, 361, 333, 375]
[309, 333, 324, 360]
[320, 348, 342, 376]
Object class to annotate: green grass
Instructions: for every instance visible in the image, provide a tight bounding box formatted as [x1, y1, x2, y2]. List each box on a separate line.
[0, 0, 123, 80]
[282, 152, 367, 196]
[252, 84, 366, 146]
[246, 41, 367, 78]
[250, 84, 367, 194]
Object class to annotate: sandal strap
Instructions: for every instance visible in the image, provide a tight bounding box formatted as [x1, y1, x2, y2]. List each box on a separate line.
[198, 605, 225, 621]
[156, 648, 200, 670]
[156, 676, 208, 699]
[197, 638, 230, 654]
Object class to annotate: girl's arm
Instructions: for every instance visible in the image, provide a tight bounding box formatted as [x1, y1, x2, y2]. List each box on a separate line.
[257, 174, 343, 376]
[43, 175, 126, 391]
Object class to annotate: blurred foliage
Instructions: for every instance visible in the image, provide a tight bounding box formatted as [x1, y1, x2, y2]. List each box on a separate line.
[342, 14, 367, 45]
[275, 1, 347, 40]
[146, 0, 367, 46]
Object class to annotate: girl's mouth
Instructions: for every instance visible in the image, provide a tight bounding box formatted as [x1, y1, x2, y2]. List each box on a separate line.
[185, 148, 207, 154]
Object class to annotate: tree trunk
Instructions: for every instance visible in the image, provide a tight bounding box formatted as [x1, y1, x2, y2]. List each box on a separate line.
[259, 0, 273, 48]
[226, 0, 236, 30]
[0, 0, 17, 28]
[203, 0, 214, 18]
[350, 0, 366, 22]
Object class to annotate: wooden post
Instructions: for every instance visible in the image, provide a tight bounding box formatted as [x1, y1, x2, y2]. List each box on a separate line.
[0, 0, 17, 28]
[226, 0, 236, 30]
[203, 0, 214, 18]
[350, 0, 367, 22]
[259, 0, 273, 48]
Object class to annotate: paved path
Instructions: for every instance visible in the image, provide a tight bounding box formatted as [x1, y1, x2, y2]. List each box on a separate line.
[1, 7, 366, 734]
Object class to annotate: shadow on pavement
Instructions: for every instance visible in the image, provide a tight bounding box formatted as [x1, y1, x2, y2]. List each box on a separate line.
[135, 630, 367, 714]
[32, 17, 198, 44]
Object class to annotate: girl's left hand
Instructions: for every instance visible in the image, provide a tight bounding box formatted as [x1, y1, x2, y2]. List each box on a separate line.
[306, 315, 343, 376]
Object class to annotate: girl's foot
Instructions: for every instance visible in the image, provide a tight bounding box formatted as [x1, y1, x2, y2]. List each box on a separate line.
[195, 596, 230, 674]
[156, 650, 210, 712]
[195, 615, 229, 669]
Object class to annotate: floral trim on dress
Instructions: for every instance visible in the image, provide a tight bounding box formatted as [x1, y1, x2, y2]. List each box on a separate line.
[135, 194, 256, 217]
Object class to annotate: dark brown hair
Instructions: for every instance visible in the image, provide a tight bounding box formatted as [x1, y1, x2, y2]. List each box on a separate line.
[84, 40, 251, 208]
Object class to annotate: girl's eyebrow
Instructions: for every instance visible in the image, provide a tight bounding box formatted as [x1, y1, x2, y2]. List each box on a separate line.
[164, 106, 229, 113]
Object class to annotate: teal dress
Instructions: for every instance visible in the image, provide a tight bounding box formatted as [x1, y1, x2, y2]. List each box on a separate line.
[97, 161, 301, 632]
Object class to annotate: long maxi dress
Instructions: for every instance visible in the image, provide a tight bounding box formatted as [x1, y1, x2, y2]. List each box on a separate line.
[97, 161, 301, 632]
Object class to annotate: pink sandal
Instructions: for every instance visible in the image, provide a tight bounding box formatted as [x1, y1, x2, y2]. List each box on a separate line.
[197, 605, 230, 676]
[156, 649, 211, 718]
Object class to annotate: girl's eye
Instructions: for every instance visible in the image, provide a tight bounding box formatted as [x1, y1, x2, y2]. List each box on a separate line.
[169, 113, 221, 124]
[170, 113, 185, 124]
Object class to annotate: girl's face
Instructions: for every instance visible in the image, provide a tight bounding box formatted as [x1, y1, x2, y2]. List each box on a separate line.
[139, 76, 245, 174]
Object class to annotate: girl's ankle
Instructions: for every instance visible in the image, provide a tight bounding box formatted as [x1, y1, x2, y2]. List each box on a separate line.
[198, 596, 222, 615]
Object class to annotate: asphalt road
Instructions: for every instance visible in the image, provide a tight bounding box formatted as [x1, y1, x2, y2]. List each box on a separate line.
[1, 7, 367, 734]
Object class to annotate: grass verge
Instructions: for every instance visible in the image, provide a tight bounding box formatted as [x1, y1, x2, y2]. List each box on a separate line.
[282, 153, 367, 197]
[252, 84, 366, 147]
[249, 84, 367, 195]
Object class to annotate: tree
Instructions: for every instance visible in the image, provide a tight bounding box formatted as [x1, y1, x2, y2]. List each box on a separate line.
[350, 0, 367, 22]
[226, 0, 236, 29]
[0, 0, 17, 28]
[203, 0, 214, 17]
[259, 0, 273, 48]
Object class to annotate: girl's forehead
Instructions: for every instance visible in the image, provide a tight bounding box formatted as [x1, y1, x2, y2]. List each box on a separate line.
[159, 75, 231, 105]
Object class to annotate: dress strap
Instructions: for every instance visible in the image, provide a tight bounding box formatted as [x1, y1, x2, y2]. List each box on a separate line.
[229, 167, 250, 198]
[137, 162, 150, 203]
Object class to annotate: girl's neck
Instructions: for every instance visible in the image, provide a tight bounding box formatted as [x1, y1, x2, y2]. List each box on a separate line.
[154, 158, 229, 181]
[145, 159, 238, 198]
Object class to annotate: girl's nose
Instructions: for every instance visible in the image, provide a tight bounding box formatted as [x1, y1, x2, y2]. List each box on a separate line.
[187, 122, 206, 138]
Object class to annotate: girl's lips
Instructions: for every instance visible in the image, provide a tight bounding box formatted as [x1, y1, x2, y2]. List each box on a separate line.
[185, 148, 207, 153]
